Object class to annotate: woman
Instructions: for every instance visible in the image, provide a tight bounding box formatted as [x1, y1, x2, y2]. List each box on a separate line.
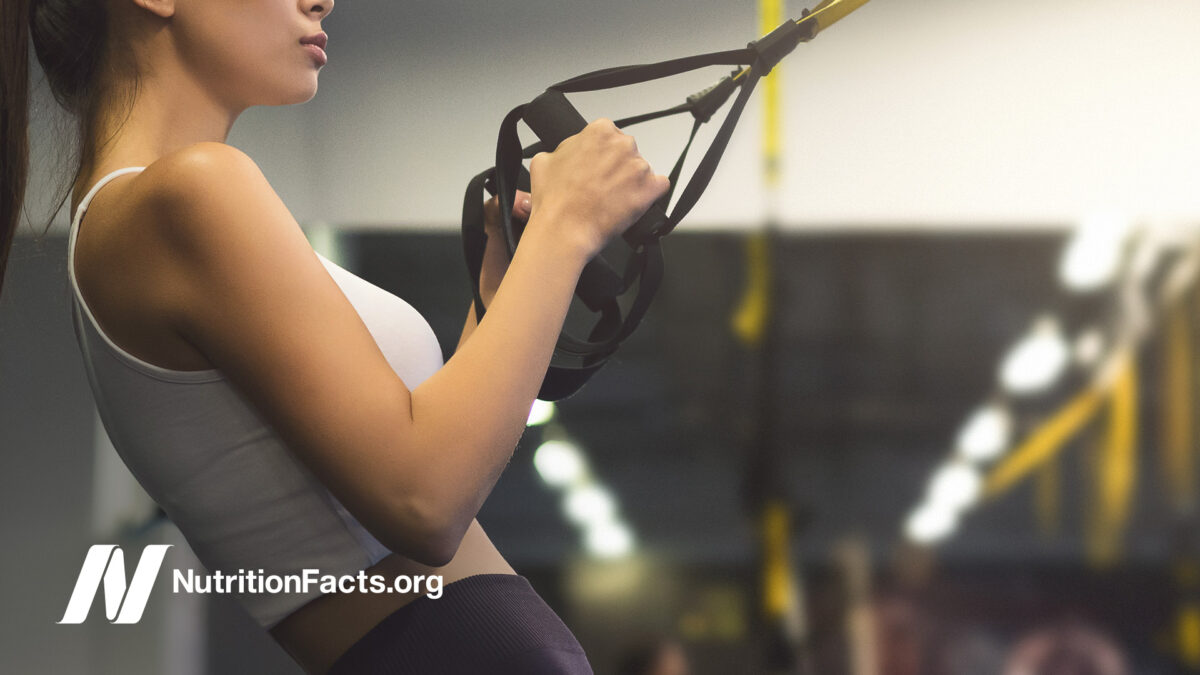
[1, 0, 669, 672]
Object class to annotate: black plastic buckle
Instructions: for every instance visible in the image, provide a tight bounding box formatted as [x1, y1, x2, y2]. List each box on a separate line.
[748, 19, 813, 76]
[686, 75, 739, 124]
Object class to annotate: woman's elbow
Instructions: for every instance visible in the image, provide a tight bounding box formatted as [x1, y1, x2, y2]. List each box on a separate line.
[386, 494, 471, 568]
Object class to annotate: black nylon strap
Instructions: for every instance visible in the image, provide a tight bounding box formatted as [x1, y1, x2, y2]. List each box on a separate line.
[510, 103, 696, 162]
[613, 103, 693, 129]
[461, 20, 805, 398]
[662, 65, 762, 233]
[461, 168, 491, 323]
[551, 48, 755, 92]
[494, 105, 529, 258]
[653, 117, 703, 236]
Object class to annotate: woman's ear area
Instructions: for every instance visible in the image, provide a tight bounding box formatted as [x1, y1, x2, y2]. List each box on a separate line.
[129, 0, 176, 20]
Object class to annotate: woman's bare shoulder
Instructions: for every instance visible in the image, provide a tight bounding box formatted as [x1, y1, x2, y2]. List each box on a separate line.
[139, 142, 268, 210]
[132, 142, 298, 263]
[71, 143, 272, 370]
[148, 141, 257, 175]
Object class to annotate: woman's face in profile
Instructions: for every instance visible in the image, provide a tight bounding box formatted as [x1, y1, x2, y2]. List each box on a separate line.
[168, 0, 334, 108]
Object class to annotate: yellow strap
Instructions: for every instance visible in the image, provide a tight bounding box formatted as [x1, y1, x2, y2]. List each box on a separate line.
[732, 231, 771, 347]
[762, 500, 797, 618]
[732, 0, 874, 84]
[1087, 354, 1139, 567]
[1034, 456, 1061, 539]
[760, 0, 785, 188]
[985, 386, 1107, 498]
[1163, 297, 1196, 511]
[1179, 604, 1200, 667]
[806, 0, 874, 35]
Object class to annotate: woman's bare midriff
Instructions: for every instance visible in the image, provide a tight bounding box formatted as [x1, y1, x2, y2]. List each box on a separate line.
[269, 520, 516, 675]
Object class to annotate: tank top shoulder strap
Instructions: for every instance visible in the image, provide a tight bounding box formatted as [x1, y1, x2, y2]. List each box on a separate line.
[71, 166, 147, 231]
[67, 166, 147, 310]
[68, 166, 147, 290]
[67, 164, 222, 383]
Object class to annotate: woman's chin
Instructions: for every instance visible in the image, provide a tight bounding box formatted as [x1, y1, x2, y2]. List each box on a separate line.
[295, 83, 320, 105]
[301, 77, 322, 104]
[265, 79, 321, 107]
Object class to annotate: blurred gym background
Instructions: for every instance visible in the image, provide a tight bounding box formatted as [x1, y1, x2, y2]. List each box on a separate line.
[4, 0, 1200, 673]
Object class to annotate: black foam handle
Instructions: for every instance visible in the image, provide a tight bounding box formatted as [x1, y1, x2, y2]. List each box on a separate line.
[525, 90, 588, 150]
[524, 90, 668, 245]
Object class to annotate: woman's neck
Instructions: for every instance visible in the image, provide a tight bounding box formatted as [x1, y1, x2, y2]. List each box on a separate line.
[76, 69, 243, 208]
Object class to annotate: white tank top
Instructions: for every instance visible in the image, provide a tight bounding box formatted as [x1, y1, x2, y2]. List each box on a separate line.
[67, 166, 446, 628]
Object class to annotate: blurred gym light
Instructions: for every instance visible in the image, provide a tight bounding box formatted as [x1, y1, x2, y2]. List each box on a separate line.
[1073, 328, 1106, 367]
[955, 404, 1012, 463]
[1000, 315, 1071, 395]
[564, 483, 617, 526]
[584, 519, 635, 559]
[533, 431, 638, 558]
[904, 503, 958, 545]
[1059, 214, 1132, 292]
[533, 440, 587, 488]
[928, 462, 983, 511]
[527, 399, 557, 426]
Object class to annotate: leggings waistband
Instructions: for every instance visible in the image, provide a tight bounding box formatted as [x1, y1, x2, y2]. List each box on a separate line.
[327, 573, 593, 674]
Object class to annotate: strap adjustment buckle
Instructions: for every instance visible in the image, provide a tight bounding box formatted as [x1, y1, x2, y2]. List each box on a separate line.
[748, 19, 813, 76]
[686, 75, 739, 124]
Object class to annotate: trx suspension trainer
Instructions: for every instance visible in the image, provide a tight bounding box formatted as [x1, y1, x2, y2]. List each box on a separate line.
[461, 0, 872, 401]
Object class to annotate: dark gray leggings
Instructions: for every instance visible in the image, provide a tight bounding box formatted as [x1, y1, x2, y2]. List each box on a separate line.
[326, 574, 593, 674]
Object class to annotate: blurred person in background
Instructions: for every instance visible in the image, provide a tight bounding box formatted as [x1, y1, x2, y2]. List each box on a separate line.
[616, 636, 691, 675]
[1003, 620, 1129, 675]
[873, 594, 931, 675]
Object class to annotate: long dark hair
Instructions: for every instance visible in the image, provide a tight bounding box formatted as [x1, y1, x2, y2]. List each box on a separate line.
[0, 0, 139, 303]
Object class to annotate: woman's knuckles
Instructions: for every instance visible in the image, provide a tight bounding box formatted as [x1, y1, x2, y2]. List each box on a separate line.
[524, 123, 672, 255]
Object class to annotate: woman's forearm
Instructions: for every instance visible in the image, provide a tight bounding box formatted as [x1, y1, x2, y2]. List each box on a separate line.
[454, 228, 511, 352]
[405, 222, 586, 553]
[393, 118, 669, 561]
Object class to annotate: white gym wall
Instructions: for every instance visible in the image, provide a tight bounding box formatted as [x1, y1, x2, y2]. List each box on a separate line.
[22, 0, 1200, 232]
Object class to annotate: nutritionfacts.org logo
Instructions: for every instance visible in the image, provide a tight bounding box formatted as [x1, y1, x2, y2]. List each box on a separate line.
[58, 544, 173, 625]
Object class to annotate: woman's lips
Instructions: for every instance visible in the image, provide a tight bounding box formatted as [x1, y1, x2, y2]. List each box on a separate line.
[300, 32, 328, 66]
[303, 43, 328, 66]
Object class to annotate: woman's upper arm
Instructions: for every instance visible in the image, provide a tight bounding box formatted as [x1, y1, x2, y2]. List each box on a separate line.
[144, 143, 445, 563]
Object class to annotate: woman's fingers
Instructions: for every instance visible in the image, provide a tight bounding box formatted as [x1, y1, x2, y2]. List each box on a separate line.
[523, 118, 671, 259]
[483, 190, 533, 237]
[513, 190, 532, 220]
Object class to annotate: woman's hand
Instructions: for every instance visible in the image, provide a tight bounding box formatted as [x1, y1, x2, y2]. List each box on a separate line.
[524, 119, 670, 262]
[478, 189, 531, 305]
[482, 189, 532, 239]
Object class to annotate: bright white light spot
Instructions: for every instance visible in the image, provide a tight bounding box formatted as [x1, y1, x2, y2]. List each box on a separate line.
[1000, 316, 1071, 395]
[526, 400, 556, 427]
[533, 440, 586, 488]
[1073, 329, 1105, 367]
[956, 405, 1012, 463]
[584, 520, 634, 558]
[563, 483, 616, 526]
[928, 462, 983, 511]
[1059, 214, 1132, 292]
[904, 503, 958, 545]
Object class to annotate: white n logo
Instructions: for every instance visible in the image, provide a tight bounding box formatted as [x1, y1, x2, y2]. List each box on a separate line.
[58, 545, 173, 624]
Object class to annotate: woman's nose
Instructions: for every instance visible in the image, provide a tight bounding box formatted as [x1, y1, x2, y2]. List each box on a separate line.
[306, 0, 333, 20]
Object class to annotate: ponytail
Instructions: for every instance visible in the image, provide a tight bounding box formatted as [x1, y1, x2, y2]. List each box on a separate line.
[0, 0, 133, 305]
[0, 0, 31, 304]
